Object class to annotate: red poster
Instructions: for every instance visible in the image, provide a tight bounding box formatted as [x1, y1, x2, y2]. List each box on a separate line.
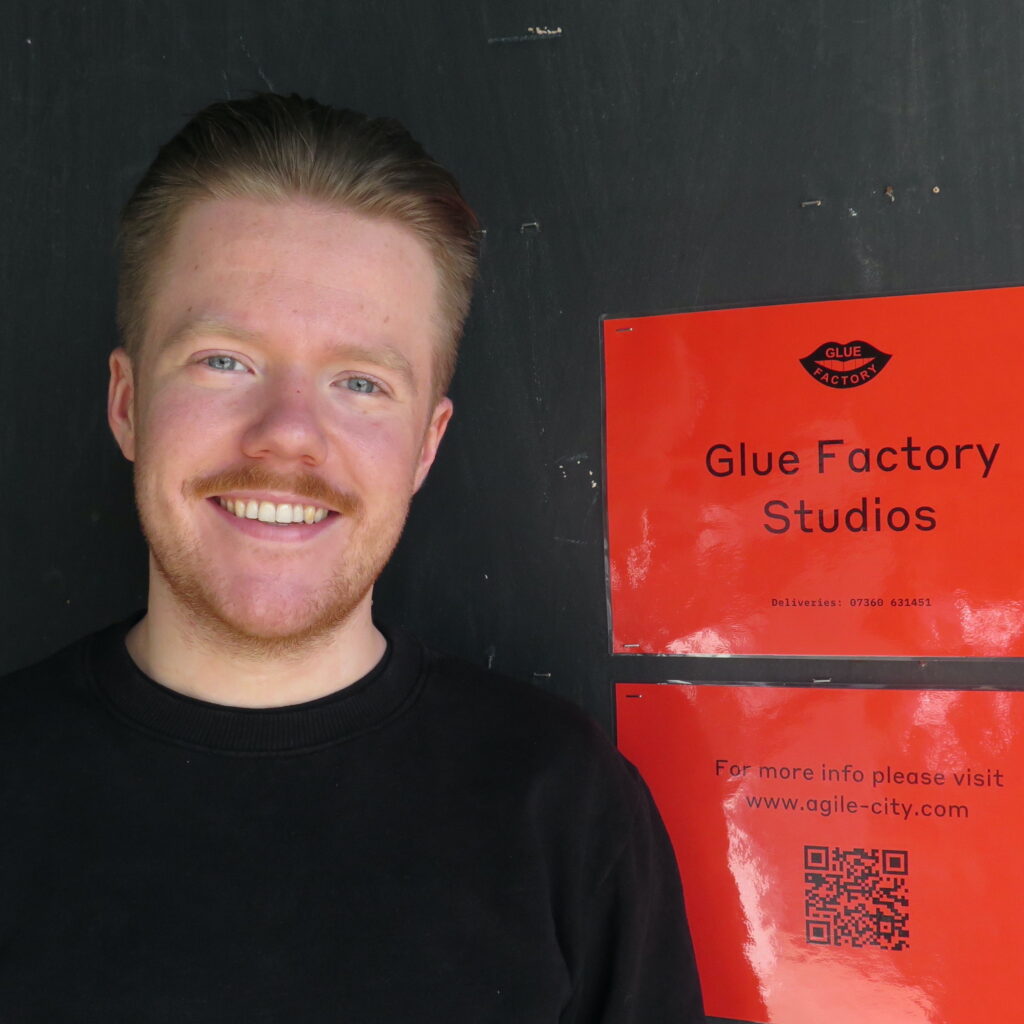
[604, 287, 1024, 656]
[617, 683, 1021, 1024]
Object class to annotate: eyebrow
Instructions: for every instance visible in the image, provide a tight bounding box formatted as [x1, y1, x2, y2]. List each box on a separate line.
[164, 317, 418, 391]
[326, 342, 416, 390]
[163, 317, 261, 349]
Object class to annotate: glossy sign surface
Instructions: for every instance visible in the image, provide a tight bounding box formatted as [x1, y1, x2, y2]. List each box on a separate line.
[604, 287, 1024, 656]
[617, 682, 1022, 1024]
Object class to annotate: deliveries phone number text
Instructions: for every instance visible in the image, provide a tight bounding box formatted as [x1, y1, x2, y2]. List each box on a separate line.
[770, 597, 933, 608]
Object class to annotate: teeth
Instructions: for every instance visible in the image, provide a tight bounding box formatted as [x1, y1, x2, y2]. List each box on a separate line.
[219, 496, 330, 525]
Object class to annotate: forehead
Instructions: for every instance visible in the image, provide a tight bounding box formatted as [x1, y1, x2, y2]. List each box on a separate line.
[142, 196, 443, 368]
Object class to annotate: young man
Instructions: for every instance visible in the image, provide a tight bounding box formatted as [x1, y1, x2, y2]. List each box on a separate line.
[1, 94, 704, 1021]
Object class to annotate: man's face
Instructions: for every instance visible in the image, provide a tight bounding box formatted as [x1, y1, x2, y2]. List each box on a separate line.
[108, 196, 452, 653]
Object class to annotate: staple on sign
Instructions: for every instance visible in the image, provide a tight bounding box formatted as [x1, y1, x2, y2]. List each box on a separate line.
[520, 221, 541, 234]
[800, 199, 822, 208]
[622, 643, 641, 649]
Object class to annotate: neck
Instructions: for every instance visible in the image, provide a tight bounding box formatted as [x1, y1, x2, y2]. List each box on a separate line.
[126, 574, 386, 708]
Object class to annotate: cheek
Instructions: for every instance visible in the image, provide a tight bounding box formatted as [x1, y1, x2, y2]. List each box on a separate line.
[329, 416, 423, 486]
[136, 388, 233, 471]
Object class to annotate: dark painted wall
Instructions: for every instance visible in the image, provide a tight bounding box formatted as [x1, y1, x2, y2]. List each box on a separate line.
[4, 1, 1024, 743]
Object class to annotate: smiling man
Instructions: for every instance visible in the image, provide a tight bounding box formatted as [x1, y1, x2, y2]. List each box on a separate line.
[108, 194, 451, 707]
[0, 95, 703, 1022]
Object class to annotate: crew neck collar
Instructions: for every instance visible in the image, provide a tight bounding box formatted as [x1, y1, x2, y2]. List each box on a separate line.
[88, 618, 425, 755]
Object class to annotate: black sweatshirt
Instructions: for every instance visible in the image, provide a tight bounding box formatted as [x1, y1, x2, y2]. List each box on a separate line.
[0, 621, 704, 1022]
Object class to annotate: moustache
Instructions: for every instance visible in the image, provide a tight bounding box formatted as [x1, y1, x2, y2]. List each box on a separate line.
[187, 465, 361, 516]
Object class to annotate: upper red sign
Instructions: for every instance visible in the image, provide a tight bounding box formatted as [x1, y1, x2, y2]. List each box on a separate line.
[603, 286, 1024, 656]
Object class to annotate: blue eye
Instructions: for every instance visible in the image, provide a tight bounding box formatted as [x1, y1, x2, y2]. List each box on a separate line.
[345, 377, 378, 394]
[204, 355, 244, 372]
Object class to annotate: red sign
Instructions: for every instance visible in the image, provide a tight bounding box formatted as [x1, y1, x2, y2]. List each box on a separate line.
[617, 682, 1022, 1024]
[604, 287, 1024, 656]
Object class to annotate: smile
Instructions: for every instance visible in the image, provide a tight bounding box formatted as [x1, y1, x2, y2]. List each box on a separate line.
[216, 497, 330, 524]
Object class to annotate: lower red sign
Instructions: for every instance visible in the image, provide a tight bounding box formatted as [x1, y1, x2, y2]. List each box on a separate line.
[616, 683, 1020, 1024]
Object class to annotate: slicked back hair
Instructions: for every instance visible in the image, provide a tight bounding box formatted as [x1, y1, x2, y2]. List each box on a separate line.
[117, 93, 479, 397]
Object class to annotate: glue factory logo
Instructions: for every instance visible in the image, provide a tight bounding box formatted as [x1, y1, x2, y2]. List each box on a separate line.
[800, 341, 892, 389]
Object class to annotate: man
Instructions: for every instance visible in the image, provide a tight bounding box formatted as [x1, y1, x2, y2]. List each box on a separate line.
[1, 94, 703, 1021]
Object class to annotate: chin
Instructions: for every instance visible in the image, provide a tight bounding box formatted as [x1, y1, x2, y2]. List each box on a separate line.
[158, 560, 374, 659]
[199, 590, 367, 658]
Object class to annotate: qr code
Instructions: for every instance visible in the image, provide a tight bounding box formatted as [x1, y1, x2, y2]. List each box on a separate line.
[804, 846, 909, 950]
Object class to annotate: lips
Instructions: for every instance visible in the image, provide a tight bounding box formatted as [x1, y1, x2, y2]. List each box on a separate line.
[799, 340, 892, 390]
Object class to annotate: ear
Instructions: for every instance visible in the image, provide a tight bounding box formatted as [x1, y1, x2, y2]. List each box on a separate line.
[413, 397, 453, 492]
[107, 347, 137, 462]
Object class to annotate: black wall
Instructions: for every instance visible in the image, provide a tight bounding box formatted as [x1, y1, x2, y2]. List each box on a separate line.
[5, 0, 1024, 740]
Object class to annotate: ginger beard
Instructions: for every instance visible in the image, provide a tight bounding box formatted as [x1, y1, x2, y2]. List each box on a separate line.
[133, 456, 414, 658]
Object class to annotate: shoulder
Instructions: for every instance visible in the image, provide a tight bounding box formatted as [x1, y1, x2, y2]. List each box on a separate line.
[1, 633, 89, 701]
[419, 642, 615, 753]
[0, 624, 118, 738]
[411, 639, 650, 831]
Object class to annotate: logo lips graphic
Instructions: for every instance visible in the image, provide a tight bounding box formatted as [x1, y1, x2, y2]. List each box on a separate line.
[800, 340, 892, 389]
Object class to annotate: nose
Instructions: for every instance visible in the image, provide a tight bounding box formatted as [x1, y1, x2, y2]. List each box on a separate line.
[240, 374, 329, 467]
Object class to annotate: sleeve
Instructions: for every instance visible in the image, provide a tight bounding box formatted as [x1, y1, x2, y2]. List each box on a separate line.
[562, 770, 706, 1024]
